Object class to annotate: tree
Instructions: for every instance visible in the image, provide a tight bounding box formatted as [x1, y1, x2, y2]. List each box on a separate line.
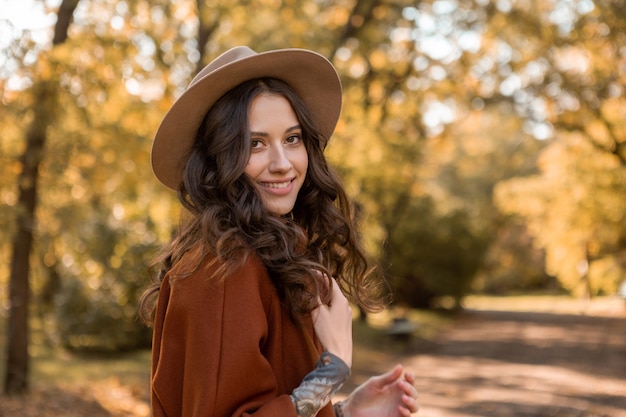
[4, 0, 81, 395]
[386, 196, 491, 308]
[483, 1, 626, 296]
[495, 133, 626, 297]
[3, 3, 625, 386]
[328, 0, 626, 298]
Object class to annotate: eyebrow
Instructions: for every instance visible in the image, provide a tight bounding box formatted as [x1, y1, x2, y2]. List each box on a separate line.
[249, 124, 302, 137]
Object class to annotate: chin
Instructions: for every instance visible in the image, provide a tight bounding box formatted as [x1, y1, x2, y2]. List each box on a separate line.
[265, 202, 296, 216]
[270, 207, 293, 216]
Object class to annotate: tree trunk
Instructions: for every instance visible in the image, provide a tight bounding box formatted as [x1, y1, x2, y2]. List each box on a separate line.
[4, 81, 52, 394]
[194, 0, 220, 73]
[3, 0, 79, 395]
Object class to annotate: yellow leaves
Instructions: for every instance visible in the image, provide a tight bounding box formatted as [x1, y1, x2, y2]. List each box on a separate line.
[147, 193, 181, 242]
[48, 42, 74, 67]
[173, 0, 195, 21]
[588, 256, 624, 294]
[1, 188, 18, 207]
[324, 7, 351, 30]
[598, 98, 626, 150]
[584, 118, 615, 152]
[496, 126, 626, 295]
[85, 260, 104, 286]
[1, 0, 624, 309]
[8, 159, 23, 176]
[494, 176, 544, 217]
[345, 55, 369, 79]
[553, 45, 590, 76]
[369, 49, 389, 71]
[34, 53, 56, 81]
[600, 98, 626, 125]
[75, 153, 96, 169]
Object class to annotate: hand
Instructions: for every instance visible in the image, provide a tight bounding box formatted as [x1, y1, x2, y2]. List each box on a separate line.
[311, 277, 353, 367]
[341, 365, 418, 417]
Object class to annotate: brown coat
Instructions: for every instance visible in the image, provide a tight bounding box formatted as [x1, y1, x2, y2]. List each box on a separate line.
[150, 249, 336, 417]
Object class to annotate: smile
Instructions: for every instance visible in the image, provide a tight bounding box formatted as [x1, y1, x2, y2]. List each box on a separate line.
[259, 180, 293, 189]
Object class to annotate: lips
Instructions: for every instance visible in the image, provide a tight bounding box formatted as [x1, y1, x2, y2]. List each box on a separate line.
[258, 178, 295, 195]
[259, 180, 292, 189]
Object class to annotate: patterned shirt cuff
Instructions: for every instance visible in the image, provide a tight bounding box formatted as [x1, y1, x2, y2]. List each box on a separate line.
[333, 400, 346, 417]
[290, 352, 351, 417]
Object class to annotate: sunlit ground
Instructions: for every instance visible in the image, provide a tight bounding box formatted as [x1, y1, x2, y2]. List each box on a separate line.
[463, 294, 625, 316]
[0, 295, 624, 416]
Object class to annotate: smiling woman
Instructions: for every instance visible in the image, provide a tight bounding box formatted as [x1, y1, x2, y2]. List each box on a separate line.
[140, 46, 419, 417]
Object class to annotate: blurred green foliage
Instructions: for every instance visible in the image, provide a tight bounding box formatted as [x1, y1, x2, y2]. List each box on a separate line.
[386, 196, 490, 308]
[54, 217, 156, 351]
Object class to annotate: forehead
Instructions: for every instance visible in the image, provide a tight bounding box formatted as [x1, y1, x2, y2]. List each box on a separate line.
[248, 93, 299, 130]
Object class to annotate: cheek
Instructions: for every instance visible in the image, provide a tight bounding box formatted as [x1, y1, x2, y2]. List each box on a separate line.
[244, 155, 263, 179]
[298, 148, 309, 174]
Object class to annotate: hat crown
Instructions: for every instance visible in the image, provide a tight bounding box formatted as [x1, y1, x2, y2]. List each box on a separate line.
[190, 46, 256, 87]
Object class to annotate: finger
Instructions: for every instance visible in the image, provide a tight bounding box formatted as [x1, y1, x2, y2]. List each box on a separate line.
[311, 305, 319, 323]
[329, 278, 343, 303]
[399, 404, 418, 417]
[402, 392, 419, 413]
[311, 297, 325, 323]
[399, 379, 418, 397]
[328, 279, 352, 316]
[404, 370, 416, 385]
[369, 364, 403, 387]
[314, 270, 331, 302]
[398, 403, 414, 417]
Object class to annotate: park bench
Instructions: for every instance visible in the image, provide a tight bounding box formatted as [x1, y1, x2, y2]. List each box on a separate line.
[386, 317, 417, 343]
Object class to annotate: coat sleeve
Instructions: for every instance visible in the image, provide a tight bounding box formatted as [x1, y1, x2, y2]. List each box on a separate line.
[150, 256, 300, 417]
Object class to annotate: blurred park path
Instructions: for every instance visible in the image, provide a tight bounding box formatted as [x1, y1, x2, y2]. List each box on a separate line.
[404, 297, 625, 417]
[1, 297, 623, 417]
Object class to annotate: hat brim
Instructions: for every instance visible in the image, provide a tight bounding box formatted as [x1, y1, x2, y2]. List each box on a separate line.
[151, 48, 342, 190]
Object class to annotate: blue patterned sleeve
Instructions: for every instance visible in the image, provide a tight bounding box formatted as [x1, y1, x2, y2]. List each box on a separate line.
[289, 352, 351, 417]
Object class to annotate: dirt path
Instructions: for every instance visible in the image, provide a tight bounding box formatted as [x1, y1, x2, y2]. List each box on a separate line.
[2, 298, 624, 417]
[350, 298, 626, 417]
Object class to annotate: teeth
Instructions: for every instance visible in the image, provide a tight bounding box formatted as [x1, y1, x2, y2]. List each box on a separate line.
[261, 181, 290, 189]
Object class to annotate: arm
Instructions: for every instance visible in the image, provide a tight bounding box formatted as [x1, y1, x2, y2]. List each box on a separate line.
[310, 278, 419, 417]
[311, 277, 353, 367]
[290, 351, 350, 417]
[288, 277, 354, 417]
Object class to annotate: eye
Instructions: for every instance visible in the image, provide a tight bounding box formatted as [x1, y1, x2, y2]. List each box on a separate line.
[250, 138, 264, 149]
[285, 134, 302, 144]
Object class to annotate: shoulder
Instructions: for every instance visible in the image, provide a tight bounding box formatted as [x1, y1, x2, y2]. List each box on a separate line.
[165, 247, 278, 311]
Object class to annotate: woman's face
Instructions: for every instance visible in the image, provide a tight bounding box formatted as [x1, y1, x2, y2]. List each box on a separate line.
[245, 93, 308, 215]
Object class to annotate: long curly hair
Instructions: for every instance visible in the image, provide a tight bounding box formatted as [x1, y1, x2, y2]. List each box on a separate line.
[140, 78, 387, 325]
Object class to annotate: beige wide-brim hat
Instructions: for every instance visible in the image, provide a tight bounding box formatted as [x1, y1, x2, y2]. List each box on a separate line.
[151, 46, 342, 190]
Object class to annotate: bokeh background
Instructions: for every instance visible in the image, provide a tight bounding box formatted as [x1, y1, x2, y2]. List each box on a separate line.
[1, 0, 625, 415]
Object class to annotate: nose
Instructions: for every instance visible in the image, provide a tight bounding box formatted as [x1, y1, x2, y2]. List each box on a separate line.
[268, 146, 292, 173]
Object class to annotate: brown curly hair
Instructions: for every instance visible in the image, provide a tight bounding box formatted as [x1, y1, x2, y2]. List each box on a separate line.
[139, 78, 387, 325]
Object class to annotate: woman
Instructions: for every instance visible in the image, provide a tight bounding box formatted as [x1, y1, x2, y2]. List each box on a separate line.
[141, 46, 418, 417]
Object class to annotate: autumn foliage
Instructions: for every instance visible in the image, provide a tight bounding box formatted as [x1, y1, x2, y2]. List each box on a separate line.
[1, 0, 625, 393]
